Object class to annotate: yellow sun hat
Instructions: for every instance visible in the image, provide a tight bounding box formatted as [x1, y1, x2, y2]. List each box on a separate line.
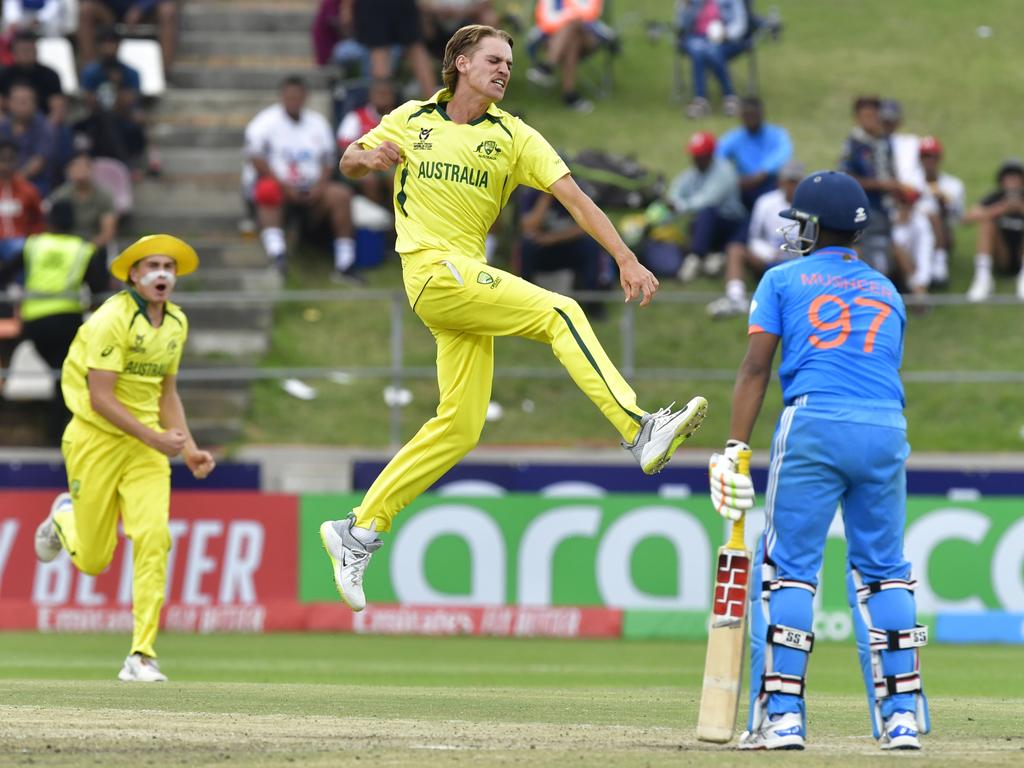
[109, 235, 199, 282]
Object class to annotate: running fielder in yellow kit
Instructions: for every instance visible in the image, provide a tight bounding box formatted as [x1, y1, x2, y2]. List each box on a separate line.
[33, 235, 216, 682]
[320, 25, 708, 611]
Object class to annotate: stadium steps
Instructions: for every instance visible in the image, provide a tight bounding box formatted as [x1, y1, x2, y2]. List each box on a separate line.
[154, 385, 247, 446]
[122, 0, 323, 447]
[153, 89, 330, 152]
[181, 1, 313, 34]
[170, 63, 329, 91]
[179, 32, 313, 58]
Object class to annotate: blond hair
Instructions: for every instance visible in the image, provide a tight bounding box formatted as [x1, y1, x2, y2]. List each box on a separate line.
[441, 25, 514, 94]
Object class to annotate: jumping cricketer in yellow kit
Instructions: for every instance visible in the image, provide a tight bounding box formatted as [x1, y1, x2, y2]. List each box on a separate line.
[320, 25, 708, 611]
[33, 235, 216, 682]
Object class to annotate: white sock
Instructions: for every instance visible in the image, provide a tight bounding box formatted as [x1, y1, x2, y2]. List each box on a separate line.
[334, 237, 356, 272]
[351, 520, 378, 543]
[974, 253, 993, 273]
[260, 227, 286, 260]
[484, 233, 497, 264]
[933, 248, 949, 282]
[725, 279, 746, 301]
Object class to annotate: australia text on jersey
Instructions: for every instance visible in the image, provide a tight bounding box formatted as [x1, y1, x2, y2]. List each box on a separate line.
[417, 161, 490, 189]
[124, 360, 169, 376]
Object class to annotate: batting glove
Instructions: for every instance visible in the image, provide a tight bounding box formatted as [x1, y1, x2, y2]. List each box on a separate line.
[709, 440, 755, 522]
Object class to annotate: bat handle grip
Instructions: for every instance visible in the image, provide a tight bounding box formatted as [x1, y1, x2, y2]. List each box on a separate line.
[726, 449, 752, 550]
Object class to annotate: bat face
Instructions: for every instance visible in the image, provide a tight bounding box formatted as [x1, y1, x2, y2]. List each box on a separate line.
[712, 550, 751, 628]
[697, 543, 753, 743]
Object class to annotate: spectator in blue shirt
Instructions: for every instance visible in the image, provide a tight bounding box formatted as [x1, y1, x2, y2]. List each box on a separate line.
[715, 96, 792, 210]
[78, 0, 179, 72]
[0, 81, 58, 195]
[74, 27, 150, 173]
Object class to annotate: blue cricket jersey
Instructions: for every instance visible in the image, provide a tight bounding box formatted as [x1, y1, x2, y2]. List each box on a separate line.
[748, 247, 906, 418]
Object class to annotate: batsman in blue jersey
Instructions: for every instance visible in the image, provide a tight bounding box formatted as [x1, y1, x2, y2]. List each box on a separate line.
[708, 171, 929, 751]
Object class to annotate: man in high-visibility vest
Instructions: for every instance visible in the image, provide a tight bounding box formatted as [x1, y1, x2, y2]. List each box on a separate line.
[0, 199, 108, 442]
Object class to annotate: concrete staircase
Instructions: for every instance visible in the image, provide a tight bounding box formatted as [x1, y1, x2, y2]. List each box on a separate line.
[134, 0, 332, 447]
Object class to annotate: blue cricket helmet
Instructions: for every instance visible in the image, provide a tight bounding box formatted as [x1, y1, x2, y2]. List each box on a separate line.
[779, 170, 870, 254]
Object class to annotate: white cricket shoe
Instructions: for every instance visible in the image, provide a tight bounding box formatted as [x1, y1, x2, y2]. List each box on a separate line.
[966, 270, 993, 303]
[1016, 268, 1024, 300]
[880, 711, 921, 750]
[35, 492, 70, 562]
[738, 712, 806, 750]
[118, 653, 168, 683]
[706, 295, 750, 319]
[320, 515, 382, 612]
[623, 396, 708, 475]
[677, 253, 702, 282]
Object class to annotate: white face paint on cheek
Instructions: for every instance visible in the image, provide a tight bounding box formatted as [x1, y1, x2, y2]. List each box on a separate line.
[139, 270, 177, 288]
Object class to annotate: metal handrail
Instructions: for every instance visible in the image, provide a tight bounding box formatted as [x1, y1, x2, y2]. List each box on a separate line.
[2, 287, 1021, 446]
[3, 287, 1024, 306]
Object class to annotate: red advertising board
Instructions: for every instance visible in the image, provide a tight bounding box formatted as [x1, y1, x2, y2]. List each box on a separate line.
[0, 491, 298, 633]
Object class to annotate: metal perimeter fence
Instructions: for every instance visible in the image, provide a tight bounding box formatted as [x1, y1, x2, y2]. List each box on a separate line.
[3, 288, 1023, 445]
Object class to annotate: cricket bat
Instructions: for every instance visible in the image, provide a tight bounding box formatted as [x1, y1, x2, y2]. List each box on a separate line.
[696, 449, 752, 743]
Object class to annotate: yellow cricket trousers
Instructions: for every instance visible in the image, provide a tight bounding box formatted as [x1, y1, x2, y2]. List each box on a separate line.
[54, 416, 172, 658]
[355, 251, 645, 532]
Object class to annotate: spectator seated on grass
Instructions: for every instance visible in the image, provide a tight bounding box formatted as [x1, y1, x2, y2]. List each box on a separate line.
[0, 80, 58, 195]
[646, 130, 747, 284]
[714, 94, 791, 210]
[879, 98, 921, 190]
[676, 0, 749, 119]
[337, 79, 398, 211]
[526, 0, 611, 113]
[78, 0, 179, 73]
[244, 75, 360, 283]
[839, 94, 914, 279]
[75, 26, 153, 176]
[517, 186, 609, 321]
[911, 135, 964, 289]
[964, 158, 1024, 303]
[706, 158, 803, 319]
[890, 186, 936, 301]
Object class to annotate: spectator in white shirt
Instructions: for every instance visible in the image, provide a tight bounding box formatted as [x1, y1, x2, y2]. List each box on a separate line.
[880, 99, 920, 188]
[706, 158, 803, 318]
[891, 187, 935, 299]
[912, 135, 964, 288]
[244, 75, 357, 280]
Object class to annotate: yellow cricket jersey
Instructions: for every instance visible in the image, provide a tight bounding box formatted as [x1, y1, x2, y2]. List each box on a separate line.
[62, 290, 188, 435]
[358, 90, 570, 261]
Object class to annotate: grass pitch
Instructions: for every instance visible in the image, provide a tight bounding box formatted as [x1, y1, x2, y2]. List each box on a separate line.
[1, 633, 1022, 766]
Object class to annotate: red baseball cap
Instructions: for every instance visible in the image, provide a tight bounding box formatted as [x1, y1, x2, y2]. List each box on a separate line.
[919, 136, 943, 156]
[899, 187, 922, 205]
[688, 131, 716, 156]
